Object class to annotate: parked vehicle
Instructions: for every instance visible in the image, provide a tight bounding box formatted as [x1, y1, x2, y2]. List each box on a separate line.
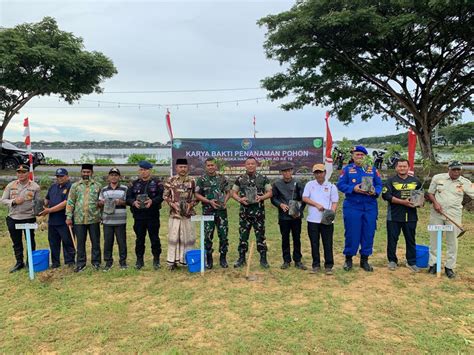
[433, 136, 448, 146]
[386, 151, 402, 169]
[333, 147, 346, 170]
[372, 150, 386, 170]
[1, 141, 45, 170]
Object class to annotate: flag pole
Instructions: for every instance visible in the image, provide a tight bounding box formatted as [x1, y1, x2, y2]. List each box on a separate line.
[166, 109, 174, 177]
[23, 117, 34, 181]
[324, 111, 334, 182]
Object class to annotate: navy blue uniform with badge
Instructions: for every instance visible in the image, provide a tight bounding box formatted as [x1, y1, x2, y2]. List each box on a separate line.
[46, 178, 75, 267]
[126, 175, 164, 268]
[336, 162, 382, 258]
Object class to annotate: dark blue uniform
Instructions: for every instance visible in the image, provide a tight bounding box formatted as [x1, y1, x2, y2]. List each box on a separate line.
[336, 163, 382, 257]
[46, 181, 75, 267]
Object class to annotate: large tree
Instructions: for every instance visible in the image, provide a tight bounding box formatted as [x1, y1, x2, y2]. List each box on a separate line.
[258, 0, 473, 161]
[0, 17, 117, 141]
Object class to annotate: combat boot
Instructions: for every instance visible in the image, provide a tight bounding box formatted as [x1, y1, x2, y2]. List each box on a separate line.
[206, 252, 213, 269]
[343, 255, 353, 271]
[259, 251, 270, 269]
[219, 253, 228, 268]
[360, 255, 374, 272]
[9, 261, 25, 273]
[234, 251, 246, 268]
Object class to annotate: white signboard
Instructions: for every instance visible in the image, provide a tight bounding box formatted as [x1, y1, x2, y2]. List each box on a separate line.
[15, 223, 38, 230]
[191, 215, 214, 222]
[427, 225, 454, 232]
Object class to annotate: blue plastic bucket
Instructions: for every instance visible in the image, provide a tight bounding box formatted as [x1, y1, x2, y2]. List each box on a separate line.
[415, 245, 429, 268]
[32, 249, 50, 272]
[185, 250, 203, 273]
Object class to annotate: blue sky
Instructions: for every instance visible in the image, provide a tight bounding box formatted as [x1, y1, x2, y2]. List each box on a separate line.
[2, 0, 472, 143]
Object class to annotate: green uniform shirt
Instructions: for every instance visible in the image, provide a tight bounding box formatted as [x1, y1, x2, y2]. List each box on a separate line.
[428, 173, 474, 219]
[66, 179, 102, 224]
[232, 172, 272, 212]
[196, 173, 230, 214]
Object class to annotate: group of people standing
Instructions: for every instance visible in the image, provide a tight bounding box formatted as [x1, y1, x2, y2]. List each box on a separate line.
[1, 145, 472, 279]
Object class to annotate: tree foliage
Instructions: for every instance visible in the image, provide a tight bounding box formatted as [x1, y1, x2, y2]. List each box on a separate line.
[439, 121, 474, 144]
[258, 0, 473, 161]
[0, 17, 117, 140]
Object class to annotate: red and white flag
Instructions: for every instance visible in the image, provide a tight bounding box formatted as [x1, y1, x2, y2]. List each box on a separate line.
[407, 128, 417, 176]
[165, 109, 173, 142]
[23, 117, 34, 181]
[324, 111, 333, 182]
[253, 115, 257, 138]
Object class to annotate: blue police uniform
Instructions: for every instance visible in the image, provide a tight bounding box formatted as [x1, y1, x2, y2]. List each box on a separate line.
[336, 163, 382, 258]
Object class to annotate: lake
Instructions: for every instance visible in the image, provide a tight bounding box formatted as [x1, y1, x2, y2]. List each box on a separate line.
[42, 148, 171, 164]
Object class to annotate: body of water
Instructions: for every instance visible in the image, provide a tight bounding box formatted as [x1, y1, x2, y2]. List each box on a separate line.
[42, 148, 171, 164]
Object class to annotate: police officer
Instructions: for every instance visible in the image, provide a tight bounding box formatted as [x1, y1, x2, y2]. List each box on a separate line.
[271, 163, 307, 270]
[66, 163, 102, 272]
[381, 159, 422, 272]
[232, 156, 273, 268]
[126, 161, 164, 270]
[39, 168, 75, 268]
[195, 157, 231, 269]
[426, 161, 474, 279]
[0, 164, 41, 272]
[336, 146, 382, 272]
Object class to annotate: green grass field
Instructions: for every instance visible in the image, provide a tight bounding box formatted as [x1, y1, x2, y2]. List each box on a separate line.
[0, 194, 473, 353]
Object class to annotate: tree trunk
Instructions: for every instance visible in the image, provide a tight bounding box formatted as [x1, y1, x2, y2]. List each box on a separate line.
[417, 126, 436, 162]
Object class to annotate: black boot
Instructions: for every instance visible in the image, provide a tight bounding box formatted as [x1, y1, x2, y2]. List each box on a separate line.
[343, 255, 353, 271]
[219, 253, 228, 268]
[135, 258, 144, 270]
[260, 251, 270, 269]
[9, 261, 25, 273]
[153, 257, 161, 270]
[360, 255, 374, 272]
[206, 252, 213, 269]
[234, 251, 246, 268]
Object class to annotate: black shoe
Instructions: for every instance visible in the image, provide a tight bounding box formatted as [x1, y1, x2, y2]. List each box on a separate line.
[74, 265, 86, 273]
[295, 261, 307, 270]
[167, 264, 177, 271]
[9, 262, 25, 273]
[153, 262, 161, 270]
[445, 267, 456, 279]
[428, 264, 437, 275]
[103, 265, 112, 272]
[66, 263, 75, 269]
[343, 256, 353, 271]
[135, 259, 144, 270]
[51, 264, 60, 269]
[92, 264, 100, 271]
[234, 252, 246, 268]
[280, 261, 291, 269]
[360, 256, 373, 272]
[206, 252, 213, 269]
[120, 264, 128, 270]
[310, 266, 321, 274]
[219, 253, 228, 268]
[260, 252, 270, 269]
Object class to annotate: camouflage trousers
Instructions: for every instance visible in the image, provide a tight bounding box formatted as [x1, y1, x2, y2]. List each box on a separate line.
[238, 207, 267, 253]
[204, 210, 229, 254]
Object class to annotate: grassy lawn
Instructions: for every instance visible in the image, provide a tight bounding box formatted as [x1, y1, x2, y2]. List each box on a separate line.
[0, 190, 473, 353]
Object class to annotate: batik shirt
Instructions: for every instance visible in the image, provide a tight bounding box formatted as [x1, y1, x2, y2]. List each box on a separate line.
[66, 179, 101, 224]
[163, 175, 197, 218]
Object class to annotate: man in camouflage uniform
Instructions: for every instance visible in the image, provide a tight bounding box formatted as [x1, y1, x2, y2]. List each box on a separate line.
[195, 157, 231, 269]
[232, 156, 273, 268]
[66, 163, 102, 272]
[163, 158, 197, 270]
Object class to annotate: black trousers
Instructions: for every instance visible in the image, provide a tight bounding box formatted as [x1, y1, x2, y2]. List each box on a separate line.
[48, 224, 76, 266]
[307, 222, 334, 268]
[74, 223, 101, 267]
[279, 219, 302, 263]
[103, 224, 127, 266]
[133, 219, 161, 261]
[387, 220, 417, 265]
[6, 216, 36, 263]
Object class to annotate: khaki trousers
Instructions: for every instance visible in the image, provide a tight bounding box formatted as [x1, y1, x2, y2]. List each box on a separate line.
[428, 213, 461, 269]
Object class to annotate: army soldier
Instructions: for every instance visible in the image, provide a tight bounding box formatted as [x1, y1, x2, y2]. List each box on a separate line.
[0, 164, 41, 273]
[66, 164, 102, 272]
[232, 156, 273, 268]
[382, 159, 422, 272]
[426, 161, 474, 279]
[271, 163, 307, 270]
[336, 146, 382, 272]
[195, 157, 231, 269]
[99, 168, 128, 271]
[126, 161, 164, 270]
[39, 168, 75, 268]
[163, 158, 197, 270]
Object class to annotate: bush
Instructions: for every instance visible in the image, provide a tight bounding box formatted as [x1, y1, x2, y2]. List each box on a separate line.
[127, 154, 157, 164]
[44, 157, 66, 165]
[73, 153, 115, 165]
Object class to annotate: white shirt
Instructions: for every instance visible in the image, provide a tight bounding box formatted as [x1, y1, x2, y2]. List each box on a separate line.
[303, 180, 339, 223]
